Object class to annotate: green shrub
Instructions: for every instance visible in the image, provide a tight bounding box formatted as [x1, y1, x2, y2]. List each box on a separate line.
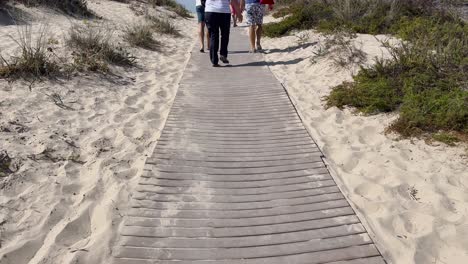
[264, 3, 333, 37]
[432, 132, 460, 146]
[263, 0, 465, 37]
[265, 0, 467, 140]
[327, 19, 468, 140]
[326, 71, 402, 114]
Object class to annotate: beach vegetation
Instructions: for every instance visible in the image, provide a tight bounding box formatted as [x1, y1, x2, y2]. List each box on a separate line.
[326, 15, 467, 141]
[13, 0, 95, 17]
[124, 23, 159, 50]
[146, 15, 180, 36]
[66, 23, 135, 72]
[265, 0, 467, 142]
[432, 132, 461, 146]
[0, 25, 60, 79]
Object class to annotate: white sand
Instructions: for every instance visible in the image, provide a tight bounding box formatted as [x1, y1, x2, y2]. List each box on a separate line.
[0, 1, 196, 263]
[261, 21, 468, 264]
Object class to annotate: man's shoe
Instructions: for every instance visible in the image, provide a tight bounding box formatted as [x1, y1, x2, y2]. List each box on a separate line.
[220, 56, 230, 64]
[212, 63, 220, 67]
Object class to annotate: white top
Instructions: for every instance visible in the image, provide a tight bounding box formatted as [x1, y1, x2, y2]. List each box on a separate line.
[196, 0, 202, 6]
[205, 0, 231, 13]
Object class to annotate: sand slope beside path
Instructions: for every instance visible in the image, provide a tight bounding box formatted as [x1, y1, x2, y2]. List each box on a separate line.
[0, 1, 196, 263]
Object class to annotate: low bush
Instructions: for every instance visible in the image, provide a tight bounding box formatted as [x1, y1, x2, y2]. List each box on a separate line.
[265, 0, 467, 142]
[327, 28, 467, 139]
[264, 2, 334, 37]
[67, 23, 135, 72]
[124, 23, 159, 50]
[264, 0, 464, 37]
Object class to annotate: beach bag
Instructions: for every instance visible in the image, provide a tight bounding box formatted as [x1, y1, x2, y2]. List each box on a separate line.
[260, 0, 274, 4]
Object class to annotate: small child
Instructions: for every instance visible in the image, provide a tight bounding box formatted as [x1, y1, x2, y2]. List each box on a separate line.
[230, 3, 238, 27]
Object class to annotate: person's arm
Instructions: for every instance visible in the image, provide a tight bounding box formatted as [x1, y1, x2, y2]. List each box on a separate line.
[231, 0, 243, 22]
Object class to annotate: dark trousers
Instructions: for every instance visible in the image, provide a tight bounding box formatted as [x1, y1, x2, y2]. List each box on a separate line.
[205, 12, 231, 65]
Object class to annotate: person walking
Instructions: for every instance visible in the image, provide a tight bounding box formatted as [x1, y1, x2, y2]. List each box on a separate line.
[205, 0, 243, 67]
[196, 0, 210, 52]
[241, 0, 273, 53]
[230, 3, 238, 27]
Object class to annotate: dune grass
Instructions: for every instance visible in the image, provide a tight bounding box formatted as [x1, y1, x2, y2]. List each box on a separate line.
[14, 0, 95, 17]
[0, 25, 60, 79]
[146, 15, 180, 36]
[67, 23, 135, 72]
[124, 23, 160, 50]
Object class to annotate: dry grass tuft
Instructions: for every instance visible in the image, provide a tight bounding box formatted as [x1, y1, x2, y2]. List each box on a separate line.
[0, 24, 60, 79]
[124, 23, 160, 50]
[67, 23, 136, 72]
[14, 0, 95, 17]
[146, 15, 180, 36]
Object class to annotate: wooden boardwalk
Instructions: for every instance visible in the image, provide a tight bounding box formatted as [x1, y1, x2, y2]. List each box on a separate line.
[112, 28, 386, 264]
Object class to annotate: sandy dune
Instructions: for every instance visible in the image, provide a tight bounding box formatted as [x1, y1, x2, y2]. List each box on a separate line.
[0, 1, 195, 263]
[261, 24, 468, 264]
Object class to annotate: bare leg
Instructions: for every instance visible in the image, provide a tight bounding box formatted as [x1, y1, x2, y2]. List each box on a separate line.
[199, 22, 205, 50]
[256, 24, 263, 50]
[249, 25, 256, 52]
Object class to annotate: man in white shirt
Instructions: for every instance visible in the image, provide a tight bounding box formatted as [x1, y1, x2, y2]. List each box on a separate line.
[205, 0, 242, 67]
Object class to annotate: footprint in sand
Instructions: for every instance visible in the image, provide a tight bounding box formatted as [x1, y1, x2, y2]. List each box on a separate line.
[124, 95, 140, 106]
[55, 209, 91, 247]
[342, 151, 363, 172]
[0, 236, 45, 264]
[61, 183, 82, 196]
[354, 182, 385, 200]
[157, 90, 169, 99]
